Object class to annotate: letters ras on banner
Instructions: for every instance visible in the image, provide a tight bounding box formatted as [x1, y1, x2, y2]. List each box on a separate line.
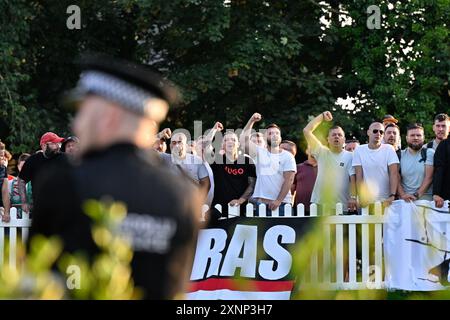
[187, 216, 317, 300]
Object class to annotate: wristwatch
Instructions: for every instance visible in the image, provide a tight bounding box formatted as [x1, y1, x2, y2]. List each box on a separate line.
[389, 193, 396, 198]
[413, 192, 419, 198]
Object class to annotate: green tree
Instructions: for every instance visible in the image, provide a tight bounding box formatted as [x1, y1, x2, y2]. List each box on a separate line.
[0, 0, 448, 153]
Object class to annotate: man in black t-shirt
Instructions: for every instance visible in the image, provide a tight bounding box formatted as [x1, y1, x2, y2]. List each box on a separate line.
[210, 131, 256, 216]
[18, 132, 66, 213]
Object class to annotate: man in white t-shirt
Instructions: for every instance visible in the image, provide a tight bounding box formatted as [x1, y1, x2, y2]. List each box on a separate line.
[161, 132, 211, 205]
[240, 113, 296, 215]
[303, 111, 357, 213]
[352, 122, 399, 207]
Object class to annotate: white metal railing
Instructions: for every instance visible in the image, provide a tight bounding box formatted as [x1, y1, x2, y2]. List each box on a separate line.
[0, 207, 32, 269]
[201, 202, 386, 290]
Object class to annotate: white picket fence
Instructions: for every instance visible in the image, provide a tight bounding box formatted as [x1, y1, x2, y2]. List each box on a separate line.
[0, 203, 385, 290]
[0, 208, 32, 269]
[201, 202, 387, 290]
[2, 201, 448, 291]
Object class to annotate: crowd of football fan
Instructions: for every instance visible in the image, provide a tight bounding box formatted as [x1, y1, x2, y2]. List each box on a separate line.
[1, 112, 448, 222]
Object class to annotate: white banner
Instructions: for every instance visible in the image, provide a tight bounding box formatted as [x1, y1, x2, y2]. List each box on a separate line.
[384, 200, 450, 291]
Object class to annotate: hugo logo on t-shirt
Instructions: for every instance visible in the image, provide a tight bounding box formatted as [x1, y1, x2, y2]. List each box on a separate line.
[224, 166, 245, 176]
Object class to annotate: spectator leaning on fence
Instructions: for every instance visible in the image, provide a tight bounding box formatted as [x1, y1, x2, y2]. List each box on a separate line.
[240, 113, 296, 215]
[352, 122, 399, 208]
[433, 135, 450, 208]
[303, 111, 357, 213]
[429, 113, 450, 150]
[2, 153, 32, 222]
[397, 124, 435, 202]
[0, 148, 13, 222]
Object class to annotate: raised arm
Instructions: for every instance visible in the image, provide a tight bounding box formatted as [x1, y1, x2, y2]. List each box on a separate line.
[156, 128, 172, 140]
[204, 122, 224, 143]
[303, 111, 333, 149]
[239, 113, 262, 158]
[203, 122, 224, 160]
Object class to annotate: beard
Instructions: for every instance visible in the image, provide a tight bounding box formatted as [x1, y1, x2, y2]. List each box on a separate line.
[407, 141, 423, 151]
[387, 138, 396, 144]
[44, 147, 59, 158]
[267, 139, 279, 147]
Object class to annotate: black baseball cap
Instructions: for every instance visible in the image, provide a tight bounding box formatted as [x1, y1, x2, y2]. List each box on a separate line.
[61, 136, 80, 152]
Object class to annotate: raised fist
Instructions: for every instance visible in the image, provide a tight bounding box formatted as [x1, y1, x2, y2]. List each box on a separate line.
[214, 122, 224, 131]
[159, 128, 172, 140]
[322, 111, 333, 122]
[251, 113, 262, 123]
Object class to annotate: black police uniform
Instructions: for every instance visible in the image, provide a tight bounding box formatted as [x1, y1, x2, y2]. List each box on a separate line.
[29, 54, 198, 299]
[31, 144, 197, 299]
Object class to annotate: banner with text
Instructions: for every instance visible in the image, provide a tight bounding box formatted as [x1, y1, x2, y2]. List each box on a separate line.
[384, 200, 450, 291]
[187, 217, 317, 300]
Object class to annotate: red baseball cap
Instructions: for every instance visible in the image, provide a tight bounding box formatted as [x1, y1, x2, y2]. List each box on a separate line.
[40, 132, 65, 145]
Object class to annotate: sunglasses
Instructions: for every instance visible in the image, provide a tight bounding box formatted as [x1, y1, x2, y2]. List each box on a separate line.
[372, 129, 384, 135]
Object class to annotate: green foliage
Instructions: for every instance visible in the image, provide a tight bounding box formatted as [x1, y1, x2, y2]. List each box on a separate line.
[0, 0, 448, 153]
[0, 199, 139, 299]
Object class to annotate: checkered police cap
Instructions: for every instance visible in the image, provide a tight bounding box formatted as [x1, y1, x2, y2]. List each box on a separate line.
[65, 53, 180, 121]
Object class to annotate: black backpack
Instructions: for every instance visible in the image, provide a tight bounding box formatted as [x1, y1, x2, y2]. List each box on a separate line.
[397, 144, 430, 163]
[397, 144, 431, 177]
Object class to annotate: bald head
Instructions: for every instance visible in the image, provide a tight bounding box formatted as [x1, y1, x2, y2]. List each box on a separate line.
[367, 122, 385, 145]
[73, 96, 159, 154]
[171, 132, 188, 159]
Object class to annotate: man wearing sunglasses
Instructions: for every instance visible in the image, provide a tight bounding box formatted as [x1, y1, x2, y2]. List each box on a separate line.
[353, 122, 399, 208]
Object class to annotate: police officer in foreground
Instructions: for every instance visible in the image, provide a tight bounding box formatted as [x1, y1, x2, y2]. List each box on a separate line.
[29, 54, 200, 299]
